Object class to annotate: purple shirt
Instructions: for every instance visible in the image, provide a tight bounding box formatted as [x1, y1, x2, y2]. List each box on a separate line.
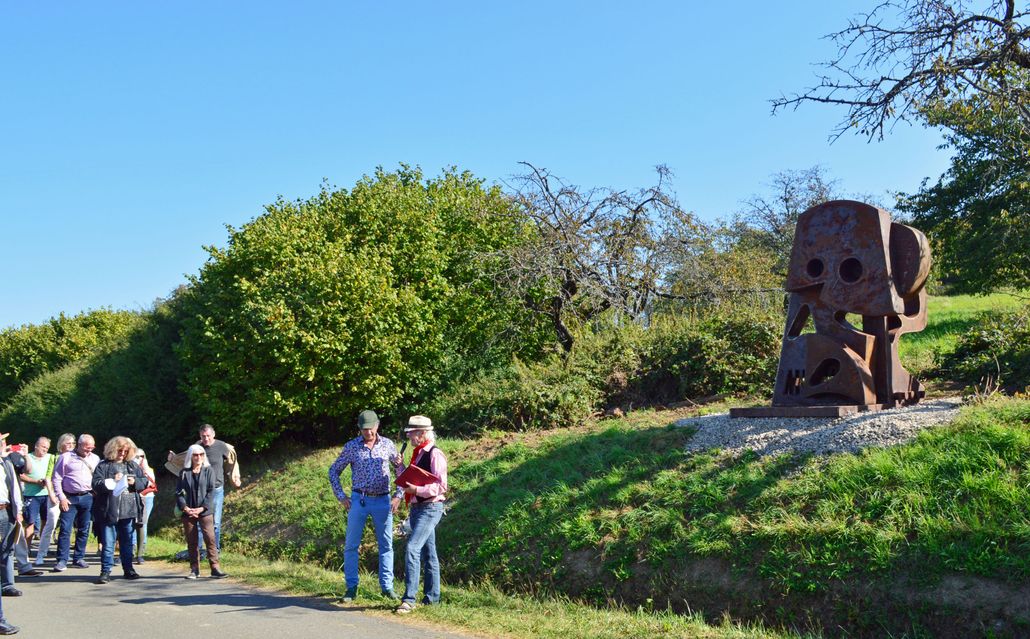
[52, 451, 100, 501]
[328, 435, 402, 500]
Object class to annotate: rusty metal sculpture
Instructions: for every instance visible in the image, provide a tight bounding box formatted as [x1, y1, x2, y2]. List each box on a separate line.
[732, 200, 931, 418]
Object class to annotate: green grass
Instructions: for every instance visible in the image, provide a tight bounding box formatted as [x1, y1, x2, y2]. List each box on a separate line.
[898, 291, 1026, 376]
[443, 399, 1030, 596]
[210, 397, 1030, 630]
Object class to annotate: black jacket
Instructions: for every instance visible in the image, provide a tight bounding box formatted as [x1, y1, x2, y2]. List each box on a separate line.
[91, 459, 149, 525]
[176, 466, 215, 517]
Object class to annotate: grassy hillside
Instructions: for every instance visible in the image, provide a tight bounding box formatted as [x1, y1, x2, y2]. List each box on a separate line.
[217, 397, 1030, 637]
[898, 291, 1026, 377]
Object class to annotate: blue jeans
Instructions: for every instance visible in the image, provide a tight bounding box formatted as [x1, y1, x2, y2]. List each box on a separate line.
[57, 493, 93, 563]
[343, 492, 393, 592]
[402, 501, 444, 604]
[132, 493, 155, 557]
[98, 518, 135, 574]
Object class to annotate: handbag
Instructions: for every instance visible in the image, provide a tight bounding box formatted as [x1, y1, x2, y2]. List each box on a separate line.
[134, 492, 145, 528]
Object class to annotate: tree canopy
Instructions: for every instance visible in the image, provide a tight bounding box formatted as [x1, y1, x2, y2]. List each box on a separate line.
[177, 167, 548, 448]
[0, 309, 144, 408]
[898, 97, 1030, 292]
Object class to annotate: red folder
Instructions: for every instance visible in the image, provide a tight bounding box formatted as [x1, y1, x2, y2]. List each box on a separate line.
[396, 464, 440, 488]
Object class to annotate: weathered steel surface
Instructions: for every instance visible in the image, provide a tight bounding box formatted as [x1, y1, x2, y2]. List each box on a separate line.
[733, 200, 931, 418]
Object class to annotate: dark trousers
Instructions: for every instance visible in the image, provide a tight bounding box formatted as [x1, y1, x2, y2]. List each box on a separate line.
[57, 494, 93, 563]
[182, 515, 220, 574]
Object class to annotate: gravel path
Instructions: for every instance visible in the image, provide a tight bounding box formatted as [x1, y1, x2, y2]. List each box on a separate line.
[676, 398, 964, 458]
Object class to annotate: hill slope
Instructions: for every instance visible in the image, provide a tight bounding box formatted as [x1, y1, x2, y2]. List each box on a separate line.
[221, 397, 1030, 637]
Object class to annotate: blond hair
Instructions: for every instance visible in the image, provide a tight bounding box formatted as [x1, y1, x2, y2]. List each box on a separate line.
[102, 436, 137, 462]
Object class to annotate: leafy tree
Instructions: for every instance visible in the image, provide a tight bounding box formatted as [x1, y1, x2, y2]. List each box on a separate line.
[664, 233, 783, 313]
[0, 297, 200, 456]
[0, 309, 144, 408]
[773, 0, 1030, 143]
[177, 167, 546, 449]
[898, 96, 1030, 292]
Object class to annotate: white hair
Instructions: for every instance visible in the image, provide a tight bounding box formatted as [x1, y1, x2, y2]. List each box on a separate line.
[184, 444, 210, 470]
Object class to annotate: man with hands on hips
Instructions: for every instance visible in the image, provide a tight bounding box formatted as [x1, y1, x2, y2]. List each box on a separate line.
[328, 410, 404, 603]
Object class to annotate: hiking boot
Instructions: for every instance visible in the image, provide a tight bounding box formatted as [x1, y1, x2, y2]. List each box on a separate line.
[341, 586, 357, 603]
[124, 570, 141, 580]
[211, 568, 228, 579]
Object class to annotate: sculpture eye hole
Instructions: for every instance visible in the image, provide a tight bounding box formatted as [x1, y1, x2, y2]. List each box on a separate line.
[839, 257, 863, 283]
[806, 258, 824, 278]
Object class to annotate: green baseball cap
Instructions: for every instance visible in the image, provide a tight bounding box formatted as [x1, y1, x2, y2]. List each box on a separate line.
[357, 410, 380, 429]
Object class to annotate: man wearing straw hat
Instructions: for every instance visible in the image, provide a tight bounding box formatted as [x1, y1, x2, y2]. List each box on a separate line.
[394, 415, 448, 615]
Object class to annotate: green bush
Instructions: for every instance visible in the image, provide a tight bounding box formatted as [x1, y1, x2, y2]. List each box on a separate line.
[429, 357, 602, 434]
[431, 307, 782, 433]
[0, 300, 200, 456]
[937, 305, 1030, 392]
[629, 309, 781, 403]
[0, 309, 144, 407]
[177, 167, 549, 449]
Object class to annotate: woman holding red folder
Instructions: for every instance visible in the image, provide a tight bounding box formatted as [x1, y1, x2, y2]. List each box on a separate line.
[394, 415, 448, 614]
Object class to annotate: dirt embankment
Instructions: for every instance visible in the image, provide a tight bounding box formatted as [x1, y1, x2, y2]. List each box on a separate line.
[551, 549, 1030, 638]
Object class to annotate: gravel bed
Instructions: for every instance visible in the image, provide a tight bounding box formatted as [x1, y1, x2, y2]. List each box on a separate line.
[676, 398, 964, 458]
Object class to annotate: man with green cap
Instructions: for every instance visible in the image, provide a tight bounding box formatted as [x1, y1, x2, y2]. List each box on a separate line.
[328, 409, 404, 602]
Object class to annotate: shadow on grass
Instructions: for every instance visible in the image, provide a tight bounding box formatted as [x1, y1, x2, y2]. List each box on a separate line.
[439, 419, 803, 593]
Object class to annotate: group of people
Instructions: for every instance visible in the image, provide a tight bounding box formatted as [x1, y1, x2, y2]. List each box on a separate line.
[0, 412, 447, 634]
[0, 424, 240, 635]
[328, 411, 449, 614]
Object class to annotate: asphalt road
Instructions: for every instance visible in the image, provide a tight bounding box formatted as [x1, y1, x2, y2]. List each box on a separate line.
[3, 559, 470, 639]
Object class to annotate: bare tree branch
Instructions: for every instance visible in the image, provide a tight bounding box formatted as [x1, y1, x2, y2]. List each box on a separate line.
[772, 0, 1030, 141]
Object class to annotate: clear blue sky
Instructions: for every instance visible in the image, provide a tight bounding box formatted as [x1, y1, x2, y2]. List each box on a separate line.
[0, 2, 951, 330]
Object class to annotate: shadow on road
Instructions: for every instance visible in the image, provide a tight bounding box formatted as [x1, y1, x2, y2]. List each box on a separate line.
[122, 591, 385, 614]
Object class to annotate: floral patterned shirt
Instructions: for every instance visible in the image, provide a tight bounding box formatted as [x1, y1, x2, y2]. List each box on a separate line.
[328, 435, 402, 499]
